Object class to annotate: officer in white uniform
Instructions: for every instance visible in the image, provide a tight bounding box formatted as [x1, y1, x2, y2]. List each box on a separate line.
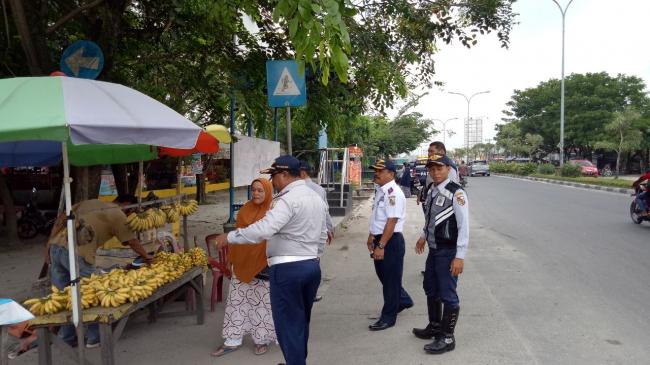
[215, 155, 327, 365]
[414, 154, 469, 355]
[367, 159, 414, 331]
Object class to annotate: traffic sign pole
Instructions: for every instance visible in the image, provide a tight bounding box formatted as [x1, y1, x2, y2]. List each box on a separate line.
[286, 106, 292, 155]
[266, 60, 305, 155]
[273, 108, 278, 142]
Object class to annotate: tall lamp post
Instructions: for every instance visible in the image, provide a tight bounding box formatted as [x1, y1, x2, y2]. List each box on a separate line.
[432, 118, 458, 145]
[551, 0, 574, 166]
[449, 90, 490, 162]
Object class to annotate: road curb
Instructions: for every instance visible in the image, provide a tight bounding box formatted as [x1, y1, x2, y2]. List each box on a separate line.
[495, 174, 634, 195]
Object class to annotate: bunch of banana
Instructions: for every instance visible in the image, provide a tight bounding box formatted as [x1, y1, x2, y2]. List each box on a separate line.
[178, 199, 199, 216]
[126, 210, 155, 232]
[149, 208, 167, 228]
[128, 278, 155, 303]
[23, 286, 68, 316]
[188, 247, 208, 268]
[80, 285, 99, 309]
[96, 284, 130, 308]
[160, 204, 180, 223]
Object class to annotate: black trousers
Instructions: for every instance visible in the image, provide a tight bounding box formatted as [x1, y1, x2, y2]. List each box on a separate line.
[373, 232, 413, 324]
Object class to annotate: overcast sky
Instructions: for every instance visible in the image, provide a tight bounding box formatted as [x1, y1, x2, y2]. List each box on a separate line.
[400, 0, 650, 155]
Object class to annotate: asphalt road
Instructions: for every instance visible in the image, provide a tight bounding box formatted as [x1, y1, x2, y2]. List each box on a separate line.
[466, 175, 650, 364]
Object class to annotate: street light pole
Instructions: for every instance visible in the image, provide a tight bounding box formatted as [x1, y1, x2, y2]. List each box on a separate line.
[449, 90, 490, 162]
[432, 118, 459, 145]
[551, 0, 574, 167]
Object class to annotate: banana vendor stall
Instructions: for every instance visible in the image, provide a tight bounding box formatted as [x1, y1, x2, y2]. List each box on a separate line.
[0, 76, 224, 365]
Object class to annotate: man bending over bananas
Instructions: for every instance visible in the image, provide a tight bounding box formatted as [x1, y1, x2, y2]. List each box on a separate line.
[45, 195, 152, 348]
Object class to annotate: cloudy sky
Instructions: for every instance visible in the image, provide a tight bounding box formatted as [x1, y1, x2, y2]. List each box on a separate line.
[401, 0, 650, 155]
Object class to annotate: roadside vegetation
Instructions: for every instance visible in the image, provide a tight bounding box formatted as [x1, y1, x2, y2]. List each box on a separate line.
[489, 162, 633, 189]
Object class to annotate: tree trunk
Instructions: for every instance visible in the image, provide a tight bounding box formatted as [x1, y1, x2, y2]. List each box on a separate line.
[0, 173, 19, 245]
[7, 0, 44, 74]
[615, 151, 621, 178]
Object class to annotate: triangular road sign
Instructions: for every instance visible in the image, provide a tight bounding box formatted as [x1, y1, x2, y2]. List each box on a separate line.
[273, 67, 301, 96]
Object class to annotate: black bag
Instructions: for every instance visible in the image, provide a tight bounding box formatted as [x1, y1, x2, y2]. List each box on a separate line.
[255, 266, 270, 281]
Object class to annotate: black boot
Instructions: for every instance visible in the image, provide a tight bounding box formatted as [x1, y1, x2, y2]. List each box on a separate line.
[424, 306, 459, 354]
[412, 297, 442, 339]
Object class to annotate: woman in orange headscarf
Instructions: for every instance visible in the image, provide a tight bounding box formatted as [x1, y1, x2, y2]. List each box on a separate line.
[212, 178, 276, 357]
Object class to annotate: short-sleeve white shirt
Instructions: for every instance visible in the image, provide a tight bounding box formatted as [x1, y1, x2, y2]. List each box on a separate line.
[369, 180, 406, 235]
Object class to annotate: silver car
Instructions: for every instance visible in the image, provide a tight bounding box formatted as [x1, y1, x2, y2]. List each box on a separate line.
[470, 161, 490, 176]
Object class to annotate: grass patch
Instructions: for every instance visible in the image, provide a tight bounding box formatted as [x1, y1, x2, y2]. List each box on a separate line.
[529, 173, 633, 189]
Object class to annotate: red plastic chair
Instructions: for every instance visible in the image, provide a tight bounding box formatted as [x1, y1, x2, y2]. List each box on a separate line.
[205, 234, 231, 312]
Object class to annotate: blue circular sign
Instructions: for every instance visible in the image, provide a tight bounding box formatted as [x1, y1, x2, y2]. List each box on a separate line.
[60, 40, 104, 79]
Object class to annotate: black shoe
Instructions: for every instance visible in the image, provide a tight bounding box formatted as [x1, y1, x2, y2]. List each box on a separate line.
[397, 302, 413, 313]
[424, 335, 455, 354]
[413, 297, 443, 339]
[424, 306, 459, 354]
[368, 320, 394, 331]
[412, 322, 441, 339]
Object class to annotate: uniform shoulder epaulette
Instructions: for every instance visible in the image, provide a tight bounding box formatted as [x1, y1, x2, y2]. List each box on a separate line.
[445, 181, 462, 194]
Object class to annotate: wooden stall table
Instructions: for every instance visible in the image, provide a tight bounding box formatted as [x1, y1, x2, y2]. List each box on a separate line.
[29, 266, 205, 365]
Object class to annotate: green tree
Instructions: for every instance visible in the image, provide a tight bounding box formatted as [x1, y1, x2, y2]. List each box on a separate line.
[522, 133, 543, 158]
[501, 72, 650, 157]
[495, 122, 524, 156]
[594, 107, 643, 177]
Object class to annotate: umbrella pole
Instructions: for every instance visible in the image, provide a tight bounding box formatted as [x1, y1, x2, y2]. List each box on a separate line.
[62, 142, 86, 364]
[177, 157, 189, 251]
[138, 161, 144, 207]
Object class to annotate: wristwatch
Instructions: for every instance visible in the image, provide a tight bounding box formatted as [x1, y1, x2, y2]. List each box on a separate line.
[376, 242, 385, 249]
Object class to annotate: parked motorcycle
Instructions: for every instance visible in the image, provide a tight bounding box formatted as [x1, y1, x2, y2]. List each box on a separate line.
[17, 188, 57, 239]
[630, 183, 649, 225]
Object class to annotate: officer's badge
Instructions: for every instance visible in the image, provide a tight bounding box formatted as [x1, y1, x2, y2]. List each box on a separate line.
[455, 192, 465, 206]
[388, 196, 396, 206]
[435, 195, 446, 207]
[388, 187, 394, 194]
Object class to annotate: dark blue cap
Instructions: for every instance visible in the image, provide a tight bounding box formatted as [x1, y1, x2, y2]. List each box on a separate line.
[426, 154, 453, 167]
[299, 161, 312, 173]
[371, 159, 397, 172]
[260, 155, 301, 174]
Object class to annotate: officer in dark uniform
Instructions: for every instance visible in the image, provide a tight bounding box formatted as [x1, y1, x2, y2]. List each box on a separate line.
[413, 154, 469, 354]
[367, 159, 413, 331]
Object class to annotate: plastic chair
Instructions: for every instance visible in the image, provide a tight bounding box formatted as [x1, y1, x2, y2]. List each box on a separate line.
[205, 234, 231, 312]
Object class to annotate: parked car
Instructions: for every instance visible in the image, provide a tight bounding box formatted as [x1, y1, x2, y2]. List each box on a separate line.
[470, 161, 490, 176]
[569, 159, 599, 176]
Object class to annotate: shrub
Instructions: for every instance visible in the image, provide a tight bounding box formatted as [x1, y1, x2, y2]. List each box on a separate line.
[489, 162, 512, 173]
[489, 161, 537, 176]
[537, 164, 556, 175]
[517, 162, 537, 176]
[560, 163, 582, 177]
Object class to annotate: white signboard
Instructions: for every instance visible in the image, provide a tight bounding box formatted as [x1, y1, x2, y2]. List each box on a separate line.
[233, 135, 280, 187]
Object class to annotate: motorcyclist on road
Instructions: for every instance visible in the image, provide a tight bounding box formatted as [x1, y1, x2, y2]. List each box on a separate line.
[632, 168, 650, 217]
[458, 161, 469, 185]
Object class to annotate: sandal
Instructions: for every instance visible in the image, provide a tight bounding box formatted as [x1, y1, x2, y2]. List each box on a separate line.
[254, 344, 269, 355]
[211, 345, 240, 357]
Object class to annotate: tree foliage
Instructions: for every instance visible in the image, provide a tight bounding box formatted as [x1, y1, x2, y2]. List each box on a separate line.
[594, 107, 644, 177]
[498, 72, 650, 157]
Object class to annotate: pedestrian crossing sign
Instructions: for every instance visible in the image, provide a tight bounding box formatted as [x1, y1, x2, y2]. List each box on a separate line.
[266, 60, 306, 107]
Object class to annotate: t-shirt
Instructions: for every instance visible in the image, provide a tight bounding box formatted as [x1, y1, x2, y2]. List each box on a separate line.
[52, 200, 135, 265]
